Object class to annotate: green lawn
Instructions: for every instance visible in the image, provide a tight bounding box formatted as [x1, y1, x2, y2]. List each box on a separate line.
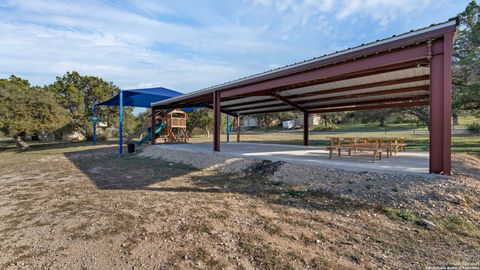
[191, 132, 480, 155]
[2, 127, 479, 156]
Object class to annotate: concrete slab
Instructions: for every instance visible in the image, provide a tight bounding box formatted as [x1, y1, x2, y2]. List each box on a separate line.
[153, 142, 430, 175]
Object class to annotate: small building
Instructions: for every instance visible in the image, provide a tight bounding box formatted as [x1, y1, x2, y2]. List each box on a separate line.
[241, 116, 259, 127]
[293, 113, 321, 127]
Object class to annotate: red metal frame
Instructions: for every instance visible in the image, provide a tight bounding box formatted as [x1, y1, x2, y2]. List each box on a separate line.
[151, 20, 457, 175]
[271, 92, 306, 112]
[221, 75, 430, 110]
[227, 86, 429, 112]
[310, 100, 429, 113]
[221, 46, 429, 99]
[303, 112, 309, 146]
[429, 33, 453, 174]
[213, 91, 221, 151]
[236, 115, 240, 142]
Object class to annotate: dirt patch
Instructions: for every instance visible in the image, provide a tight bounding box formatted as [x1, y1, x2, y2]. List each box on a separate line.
[0, 143, 479, 269]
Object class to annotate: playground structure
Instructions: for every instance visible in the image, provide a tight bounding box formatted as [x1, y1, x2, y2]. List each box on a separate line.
[128, 108, 189, 144]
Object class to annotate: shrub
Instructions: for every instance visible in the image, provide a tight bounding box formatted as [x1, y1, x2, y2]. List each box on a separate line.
[382, 207, 418, 222]
[312, 123, 338, 131]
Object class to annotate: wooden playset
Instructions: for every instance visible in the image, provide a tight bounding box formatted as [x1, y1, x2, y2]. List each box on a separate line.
[156, 108, 189, 143]
[127, 108, 189, 144]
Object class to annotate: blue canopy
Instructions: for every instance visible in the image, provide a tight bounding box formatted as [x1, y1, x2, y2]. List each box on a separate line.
[93, 86, 192, 154]
[95, 87, 183, 108]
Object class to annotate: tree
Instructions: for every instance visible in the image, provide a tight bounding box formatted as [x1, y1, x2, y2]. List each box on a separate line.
[187, 108, 214, 136]
[355, 109, 393, 127]
[47, 71, 136, 137]
[404, 107, 429, 127]
[453, 1, 480, 116]
[254, 112, 296, 128]
[0, 76, 69, 149]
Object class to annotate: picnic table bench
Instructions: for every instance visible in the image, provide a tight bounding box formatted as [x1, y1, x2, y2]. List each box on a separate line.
[326, 136, 406, 162]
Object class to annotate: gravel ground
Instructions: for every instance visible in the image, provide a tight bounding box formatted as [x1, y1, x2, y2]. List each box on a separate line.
[0, 143, 478, 269]
[140, 145, 480, 226]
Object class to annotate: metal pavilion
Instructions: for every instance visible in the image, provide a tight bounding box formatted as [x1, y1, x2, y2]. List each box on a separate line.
[152, 18, 458, 175]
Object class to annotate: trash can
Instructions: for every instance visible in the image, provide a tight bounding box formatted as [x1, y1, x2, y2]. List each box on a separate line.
[127, 143, 135, 154]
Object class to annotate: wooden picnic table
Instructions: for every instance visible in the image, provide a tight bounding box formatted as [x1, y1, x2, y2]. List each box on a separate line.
[326, 136, 406, 162]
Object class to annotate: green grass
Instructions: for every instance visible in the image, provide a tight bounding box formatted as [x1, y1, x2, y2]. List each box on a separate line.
[406, 135, 480, 155]
[382, 207, 418, 222]
[457, 115, 480, 127]
[435, 216, 480, 239]
[191, 131, 480, 155]
[3, 123, 480, 156]
[0, 139, 118, 154]
[332, 121, 423, 132]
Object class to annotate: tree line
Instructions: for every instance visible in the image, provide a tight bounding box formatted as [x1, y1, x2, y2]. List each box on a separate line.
[0, 71, 137, 147]
[1, 1, 479, 147]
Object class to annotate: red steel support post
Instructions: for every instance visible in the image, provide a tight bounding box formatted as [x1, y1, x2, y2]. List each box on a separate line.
[150, 107, 156, 145]
[213, 91, 221, 151]
[429, 34, 453, 175]
[303, 112, 309, 146]
[236, 115, 240, 142]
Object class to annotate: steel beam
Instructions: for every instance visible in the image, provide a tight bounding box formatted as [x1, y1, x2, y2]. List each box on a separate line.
[227, 86, 429, 112]
[298, 87, 428, 105]
[270, 92, 305, 112]
[213, 91, 221, 151]
[303, 112, 309, 146]
[221, 45, 430, 99]
[310, 100, 429, 113]
[234, 95, 428, 115]
[222, 74, 430, 110]
[429, 34, 453, 175]
[304, 95, 429, 111]
[236, 115, 240, 142]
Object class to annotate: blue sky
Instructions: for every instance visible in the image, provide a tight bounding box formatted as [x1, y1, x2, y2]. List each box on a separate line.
[0, 0, 470, 93]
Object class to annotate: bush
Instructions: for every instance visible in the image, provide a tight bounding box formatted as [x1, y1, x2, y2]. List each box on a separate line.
[312, 124, 338, 131]
[467, 122, 480, 134]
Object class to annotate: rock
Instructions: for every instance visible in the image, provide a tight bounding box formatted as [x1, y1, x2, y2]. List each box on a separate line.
[416, 219, 436, 229]
[447, 195, 466, 205]
[15, 136, 30, 151]
[62, 128, 86, 142]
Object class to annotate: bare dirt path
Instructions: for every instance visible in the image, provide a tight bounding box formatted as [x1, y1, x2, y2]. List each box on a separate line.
[0, 143, 479, 269]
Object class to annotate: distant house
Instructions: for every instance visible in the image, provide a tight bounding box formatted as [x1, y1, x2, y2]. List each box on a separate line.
[293, 113, 321, 127]
[240, 113, 321, 128]
[241, 116, 259, 127]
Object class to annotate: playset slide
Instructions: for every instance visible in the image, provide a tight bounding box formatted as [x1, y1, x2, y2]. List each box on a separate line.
[136, 122, 166, 144]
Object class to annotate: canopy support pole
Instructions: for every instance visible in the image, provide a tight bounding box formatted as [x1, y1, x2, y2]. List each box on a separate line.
[213, 91, 221, 151]
[236, 115, 240, 143]
[93, 106, 97, 145]
[429, 34, 453, 175]
[119, 90, 123, 154]
[303, 112, 309, 146]
[226, 114, 230, 143]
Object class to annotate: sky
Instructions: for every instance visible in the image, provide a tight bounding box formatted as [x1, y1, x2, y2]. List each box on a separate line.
[0, 0, 471, 94]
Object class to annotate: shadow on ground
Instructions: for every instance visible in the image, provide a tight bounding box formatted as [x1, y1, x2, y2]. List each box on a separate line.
[63, 147, 370, 213]
[0, 140, 118, 153]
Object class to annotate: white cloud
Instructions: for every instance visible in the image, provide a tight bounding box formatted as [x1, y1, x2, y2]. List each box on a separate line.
[0, 0, 468, 93]
[336, 0, 435, 27]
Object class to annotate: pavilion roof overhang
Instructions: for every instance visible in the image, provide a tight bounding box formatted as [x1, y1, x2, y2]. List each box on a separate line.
[152, 18, 458, 115]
